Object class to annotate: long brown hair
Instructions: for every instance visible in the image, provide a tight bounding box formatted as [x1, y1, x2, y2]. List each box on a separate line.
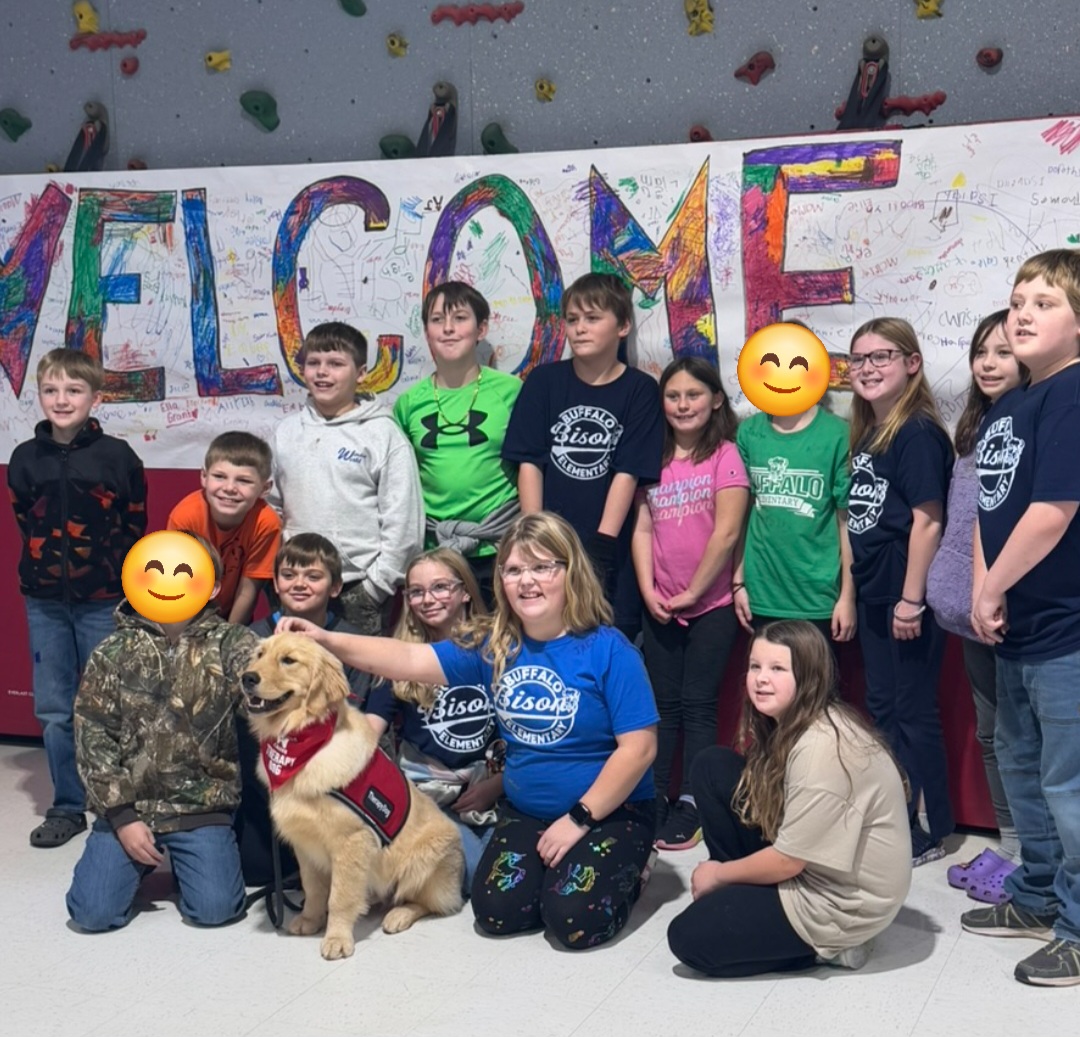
[391, 548, 488, 710]
[482, 512, 612, 688]
[953, 310, 1022, 458]
[658, 356, 739, 464]
[733, 621, 902, 842]
[848, 317, 948, 454]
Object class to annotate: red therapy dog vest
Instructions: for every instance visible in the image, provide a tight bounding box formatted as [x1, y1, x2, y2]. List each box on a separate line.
[261, 716, 411, 844]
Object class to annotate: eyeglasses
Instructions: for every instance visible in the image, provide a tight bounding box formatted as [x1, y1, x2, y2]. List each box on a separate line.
[404, 580, 463, 603]
[498, 560, 566, 582]
[847, 349, 904, 371]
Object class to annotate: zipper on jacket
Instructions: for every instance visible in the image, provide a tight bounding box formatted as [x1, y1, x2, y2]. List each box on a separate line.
[60, 445, 71, 603]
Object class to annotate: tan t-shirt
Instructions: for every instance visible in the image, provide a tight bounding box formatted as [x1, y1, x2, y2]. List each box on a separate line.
[774, 713, 912, 956]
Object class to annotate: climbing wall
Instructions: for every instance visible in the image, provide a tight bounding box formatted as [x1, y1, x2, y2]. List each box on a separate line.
[0, 1, 1072, 173]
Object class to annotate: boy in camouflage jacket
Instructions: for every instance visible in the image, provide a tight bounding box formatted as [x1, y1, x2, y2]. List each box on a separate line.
[66, 542, 259, 932]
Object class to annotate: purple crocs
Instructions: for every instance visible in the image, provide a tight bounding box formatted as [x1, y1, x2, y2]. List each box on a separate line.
[947, 848, 1010, 891]
[967, 855, 1018, 905]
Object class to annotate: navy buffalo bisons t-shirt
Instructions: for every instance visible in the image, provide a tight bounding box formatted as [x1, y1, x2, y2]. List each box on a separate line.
[847, 417, 953, 605]
[502, 360, 663, 543]
[977, 363, 1080, 661]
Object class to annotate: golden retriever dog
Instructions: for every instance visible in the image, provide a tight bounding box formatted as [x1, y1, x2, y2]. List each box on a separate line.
[242, 633, 464, 959]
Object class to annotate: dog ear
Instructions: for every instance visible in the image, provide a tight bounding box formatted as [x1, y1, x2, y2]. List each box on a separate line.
[308, 641, 352, 713]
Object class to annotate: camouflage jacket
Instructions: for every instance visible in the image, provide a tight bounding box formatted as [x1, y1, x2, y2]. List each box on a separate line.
[75, 601, 259, 833]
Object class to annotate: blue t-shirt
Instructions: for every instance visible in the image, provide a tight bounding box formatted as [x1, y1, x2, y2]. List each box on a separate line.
[364, 679, 495, 769]
[977, 363, 1080, 661]
[431, 626, 659, 819]
[501, 360, 663, 544]
[848, 417, 953, 605]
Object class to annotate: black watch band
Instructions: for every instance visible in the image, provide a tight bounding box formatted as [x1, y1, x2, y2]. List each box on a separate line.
[568, 801, 593, 828]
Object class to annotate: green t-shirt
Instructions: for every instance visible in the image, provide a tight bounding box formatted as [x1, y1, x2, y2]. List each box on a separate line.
[393, 368, 521, 557]
[736, 408, 851, 619]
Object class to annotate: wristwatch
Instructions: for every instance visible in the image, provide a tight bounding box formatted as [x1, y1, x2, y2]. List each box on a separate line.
[568, 801, 593, 828]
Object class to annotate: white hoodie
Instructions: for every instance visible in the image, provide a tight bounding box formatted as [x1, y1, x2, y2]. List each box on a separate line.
[268, 396, 424, 602]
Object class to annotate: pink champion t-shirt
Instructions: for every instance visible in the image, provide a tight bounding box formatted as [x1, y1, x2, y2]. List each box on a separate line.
[644, 441, 749, 619]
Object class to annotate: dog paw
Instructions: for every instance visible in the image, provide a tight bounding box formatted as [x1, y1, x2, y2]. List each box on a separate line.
[320, 935, 355, 959]
[382, 905, 423, 934]
[289, 913, 326, 936]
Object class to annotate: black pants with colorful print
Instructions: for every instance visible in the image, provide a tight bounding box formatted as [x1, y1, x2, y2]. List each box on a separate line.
[471, 798, 656, 949]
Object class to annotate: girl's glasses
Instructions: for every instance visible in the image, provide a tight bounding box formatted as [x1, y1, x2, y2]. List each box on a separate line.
[404, 580, 463, 603]
[847, 349, 903, 370]
[499, 560, 566, 582]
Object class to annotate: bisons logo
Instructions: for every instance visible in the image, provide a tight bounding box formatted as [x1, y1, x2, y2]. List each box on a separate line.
[550, 405, 623, 480]
[494, 665, 580, 745]
[976, 416, 1024, 511]
[847, 453, 889, 534]
[418, 684, 494, 754]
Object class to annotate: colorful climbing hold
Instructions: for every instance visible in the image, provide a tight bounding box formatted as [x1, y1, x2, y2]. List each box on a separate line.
[64, 101, 109, 172]
[72, 1, 100, 35]
[431, 2, 525, 25]
[240, 90, 280, 132]
[69, 28, 146, 52]
[535, 78, 556, 102]
[416, 81, 458, 157]
[881, 90, 946, 117]
[913, 0, 943, 17]
[120, 56, 139, 76]
[339, 0, 367, 15]
[379, 133, 417, 159]
[734, 50, 775, 86]
[481, 122, 519, 154]
[205, 50, 231, 72]
[45, 162, 60, 173]
[684, 0, 715, 36]
[386, 33, 408, 57]
[127, 158, 147, 170]
[0, 108, 32, 142]
[976, 47, 1003, 70]
[688, 124, 713, 143]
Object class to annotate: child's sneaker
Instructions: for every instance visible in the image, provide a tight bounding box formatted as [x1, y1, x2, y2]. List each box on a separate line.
[1014, 938, 1080, 986]
[816, 941, 873, 970]
[911, 825, 945, 867]
[961, 902, 1056, 940]
[655, 800, 702, 851]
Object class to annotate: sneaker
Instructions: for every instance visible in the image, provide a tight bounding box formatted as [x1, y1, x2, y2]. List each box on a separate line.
[1014, 938, 1080, 987]
[961, 902, 1056, 940]
[655, 800, 702, 851]
[816, 941, 873, 970]
[640, 849, 660, 890]
[29, 812, 87, 848]
[911, 825, 945, 867]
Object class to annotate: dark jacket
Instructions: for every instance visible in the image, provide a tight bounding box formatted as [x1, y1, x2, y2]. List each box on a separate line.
[75, 602, 259, 833]
[7, 418, 147, 601]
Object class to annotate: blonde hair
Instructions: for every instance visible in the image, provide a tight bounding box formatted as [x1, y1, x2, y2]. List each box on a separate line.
[391, 548, 488, 710]
[37, 348, 104, 394]
[1014, 248, 1080, 315]
[848, 317, 948, 454]
[733, 621, 903, 842]
[484, 512, 612, 688]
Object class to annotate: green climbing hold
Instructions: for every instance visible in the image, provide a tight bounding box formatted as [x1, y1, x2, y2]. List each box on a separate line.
[379, 133, 416, 159]
[0, 107, 32, 142]
[240, 90, 280, 132]
[339, 0, 367, 14]
[481, 122, 518, 155]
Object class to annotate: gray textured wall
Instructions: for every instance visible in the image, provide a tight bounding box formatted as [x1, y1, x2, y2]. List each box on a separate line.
[0, 1, 1071, 175]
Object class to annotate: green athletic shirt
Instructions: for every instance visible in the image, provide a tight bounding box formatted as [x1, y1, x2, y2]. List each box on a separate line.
[736, 408, 851, 619]
[393, 368, 521, 557]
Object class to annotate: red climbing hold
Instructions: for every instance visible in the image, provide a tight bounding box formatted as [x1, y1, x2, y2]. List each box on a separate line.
[688, 124, 713, 143]
[431, 2, 524, 26]
[976, 47, 1003, 70]
[120, 56, 139, 76]
[69, 28, 146, 51]
[127, 158, 147, 170]
[735, 50, 775, 86]
[881, 90, 946, 117]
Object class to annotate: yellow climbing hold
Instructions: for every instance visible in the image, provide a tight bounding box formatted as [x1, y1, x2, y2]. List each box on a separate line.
[72, 1, 100, 35]
[951, 172, 966, 188]
[205, 50, 232, 72]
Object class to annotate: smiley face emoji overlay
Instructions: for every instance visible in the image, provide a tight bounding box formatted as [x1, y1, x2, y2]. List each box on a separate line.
[737, 323, 831, 417]
[122, 531, 218, 624]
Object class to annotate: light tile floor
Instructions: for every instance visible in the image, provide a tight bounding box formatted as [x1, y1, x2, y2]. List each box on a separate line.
[3, 741, 1075, 1037]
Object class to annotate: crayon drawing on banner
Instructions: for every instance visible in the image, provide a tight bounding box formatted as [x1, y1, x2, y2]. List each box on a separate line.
[1, 115, 1076, 468]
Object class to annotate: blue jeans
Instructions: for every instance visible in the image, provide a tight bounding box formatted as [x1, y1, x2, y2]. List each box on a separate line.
[67, 820, 246, 931]
[995, 650, 1080, 942]
[25, 597, 117, 816]
[443, 809, 495, 895]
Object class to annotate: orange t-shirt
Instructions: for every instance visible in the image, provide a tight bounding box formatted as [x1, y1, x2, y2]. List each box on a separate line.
[166, 491, 281, 616]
